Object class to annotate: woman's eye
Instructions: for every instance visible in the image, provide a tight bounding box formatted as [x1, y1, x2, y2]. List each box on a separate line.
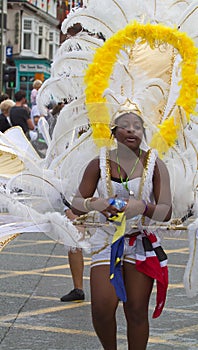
[134, 124, 141, 129]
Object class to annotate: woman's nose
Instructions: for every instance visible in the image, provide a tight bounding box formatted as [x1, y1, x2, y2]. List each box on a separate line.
[126, 125, 135, 132]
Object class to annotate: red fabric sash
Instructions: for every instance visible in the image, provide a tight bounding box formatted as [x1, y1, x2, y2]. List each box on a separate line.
[130, 231, 168, 318]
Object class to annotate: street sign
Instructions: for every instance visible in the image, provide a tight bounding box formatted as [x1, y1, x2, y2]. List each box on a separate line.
[6, 46, 13, 57]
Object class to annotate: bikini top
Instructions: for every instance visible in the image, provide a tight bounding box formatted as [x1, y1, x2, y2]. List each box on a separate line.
[97, 177, 142, 201]
[97, 147, 158, 234]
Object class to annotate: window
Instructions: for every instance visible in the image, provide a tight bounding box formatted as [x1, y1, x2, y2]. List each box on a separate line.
[49, 44, 53, 61]
[49, 30, 60, 61]
[22, 18, 38, 53]
[39, 26, 43, 36]
[49, 32, 54, 41]
[37, 25, 49, 57]
[22, 18, 59, 59]
[24, 19, 32, 30]
[38, 26, 43, 55]
[23, 33, 31, 50]
[38, 38, 43, 55]
[23, 19, 32, 50]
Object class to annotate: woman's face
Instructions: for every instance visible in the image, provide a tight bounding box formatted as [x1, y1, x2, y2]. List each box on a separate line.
[114, 112, 144, 150]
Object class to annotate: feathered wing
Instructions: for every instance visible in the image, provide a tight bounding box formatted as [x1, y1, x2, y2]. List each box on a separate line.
[61, 0, 191, 36]
[37, 33, 103, 115]
[177, 1, 198, 45]
[0, 191, 89, 251]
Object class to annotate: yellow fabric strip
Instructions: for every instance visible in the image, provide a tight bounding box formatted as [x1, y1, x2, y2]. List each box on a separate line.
[111, 212, 126, 244]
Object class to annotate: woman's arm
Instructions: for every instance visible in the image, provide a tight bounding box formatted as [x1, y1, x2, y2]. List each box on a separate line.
[125, 158, 172, 222]
[144, 158, 172, 222]
[71, 158, 100, 215]
[71, 158, 109, 215]
[71, 158, 119, 217]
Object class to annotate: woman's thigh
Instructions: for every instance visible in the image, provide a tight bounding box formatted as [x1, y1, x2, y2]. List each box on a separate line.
[123, 262, 153, 309]
[90, 265, 119, 312]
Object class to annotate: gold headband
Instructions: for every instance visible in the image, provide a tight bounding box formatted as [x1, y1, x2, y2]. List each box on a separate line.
[110, 99, 142, 129]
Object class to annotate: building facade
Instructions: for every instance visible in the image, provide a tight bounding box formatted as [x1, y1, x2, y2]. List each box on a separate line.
[1, 0, 83, 102]
[4, 0, 59, 102]
[0, 0, 7, 92]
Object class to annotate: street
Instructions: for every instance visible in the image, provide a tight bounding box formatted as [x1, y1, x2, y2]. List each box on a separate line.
[0, 231, 198, 349]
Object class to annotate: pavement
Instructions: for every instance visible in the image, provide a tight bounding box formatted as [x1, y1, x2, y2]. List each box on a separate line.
[0, 231, 198, 350]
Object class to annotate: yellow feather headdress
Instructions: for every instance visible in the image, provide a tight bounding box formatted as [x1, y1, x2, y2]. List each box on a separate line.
[84, 22, 198, 157]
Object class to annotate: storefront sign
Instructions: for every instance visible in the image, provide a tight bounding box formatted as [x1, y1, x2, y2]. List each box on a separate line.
[19, 64, 51, 74]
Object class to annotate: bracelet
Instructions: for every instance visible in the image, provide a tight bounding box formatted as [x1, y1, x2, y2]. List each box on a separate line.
[142, 200, 148, 216]
[83, 197, 92, 211]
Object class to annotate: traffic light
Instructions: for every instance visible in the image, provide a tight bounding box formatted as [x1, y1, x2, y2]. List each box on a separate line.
[3, 66, 10, 83]
[3, 66, 17, 89]
[8, 67, 17, 89]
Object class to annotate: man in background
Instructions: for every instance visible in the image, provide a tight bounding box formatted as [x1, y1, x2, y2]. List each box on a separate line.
[9, 90, 34, 139]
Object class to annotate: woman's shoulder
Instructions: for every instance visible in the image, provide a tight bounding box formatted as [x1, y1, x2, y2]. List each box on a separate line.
[87, 157, 100, 170]
[153, 154, 170, 179]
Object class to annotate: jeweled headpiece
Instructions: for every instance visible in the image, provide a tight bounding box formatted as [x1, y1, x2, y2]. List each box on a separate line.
[108, 99, 142, 130]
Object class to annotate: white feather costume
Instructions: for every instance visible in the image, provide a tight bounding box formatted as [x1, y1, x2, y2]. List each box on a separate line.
[0, 0, 198, 296]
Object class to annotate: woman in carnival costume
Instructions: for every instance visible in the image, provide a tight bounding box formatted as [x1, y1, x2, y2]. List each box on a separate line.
[40, 1, 197, 347]
[71, 98, 172, 348]
[0, 1, 197, 347]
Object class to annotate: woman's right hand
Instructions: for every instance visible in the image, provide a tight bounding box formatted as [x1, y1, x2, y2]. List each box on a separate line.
[88, 197, 110, 212]
[88, 198, 119, 218]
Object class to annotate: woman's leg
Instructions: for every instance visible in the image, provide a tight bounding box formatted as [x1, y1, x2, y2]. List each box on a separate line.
[90, 265, 119, 350]
[123, 262, 153, 350]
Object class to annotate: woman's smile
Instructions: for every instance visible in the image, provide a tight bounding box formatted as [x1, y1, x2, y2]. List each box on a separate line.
[126, 136, 137, 142]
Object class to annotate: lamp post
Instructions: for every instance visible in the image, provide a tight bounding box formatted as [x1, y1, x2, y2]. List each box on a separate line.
[0, 0, 4, 92]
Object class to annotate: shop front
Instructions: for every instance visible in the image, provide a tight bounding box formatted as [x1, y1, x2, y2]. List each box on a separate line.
[14, 58, 51, 105]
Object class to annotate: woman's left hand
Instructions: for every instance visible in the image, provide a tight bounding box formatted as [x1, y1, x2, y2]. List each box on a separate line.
[101, 206, 120, 219]
[125, 198, 146, 219]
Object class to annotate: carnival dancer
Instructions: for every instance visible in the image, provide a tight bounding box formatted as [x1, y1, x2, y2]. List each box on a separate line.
[71, 99, 172, 349]
[0, 3, 197, 347]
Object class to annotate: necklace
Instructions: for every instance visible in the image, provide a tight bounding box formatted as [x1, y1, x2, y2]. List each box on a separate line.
[116, 149, 142, 194]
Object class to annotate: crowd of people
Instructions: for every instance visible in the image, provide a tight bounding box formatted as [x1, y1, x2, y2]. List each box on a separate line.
[0, 81, 65, 157]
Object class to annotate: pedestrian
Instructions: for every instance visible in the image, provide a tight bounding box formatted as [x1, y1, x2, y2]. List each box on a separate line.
[71, 106, 172, 349]
[60, 208, 85, 302]
[9, 90, 34, 139]
[30, 80, 43, 107]
[0, 99, 15, 133]
[48, 101, 65, 138]
[0, 93, 9, 114]
[0, 93, 9, 104]
[30, 104, 42, 127]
